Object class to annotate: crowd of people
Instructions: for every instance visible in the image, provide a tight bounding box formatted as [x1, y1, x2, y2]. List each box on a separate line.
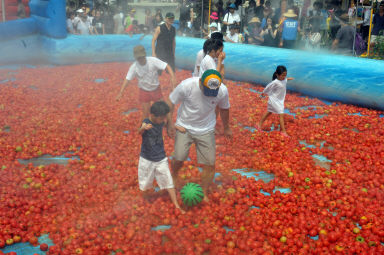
[66, 0, 384, 56]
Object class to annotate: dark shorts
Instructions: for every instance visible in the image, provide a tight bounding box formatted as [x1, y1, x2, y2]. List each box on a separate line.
[139, 87, 163, 103]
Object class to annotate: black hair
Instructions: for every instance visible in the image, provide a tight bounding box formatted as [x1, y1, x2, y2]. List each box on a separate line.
[150, 101, 170, 117]
[259, 0, 265, 5]
[272, 65, 287, 80]
[211, 32, 224, 41]
[203, 39, 213, 55]
[207, 39, 224, 54]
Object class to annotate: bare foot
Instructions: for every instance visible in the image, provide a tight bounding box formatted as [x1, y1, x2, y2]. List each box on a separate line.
[281, 131, 290, 138]
[256, 124, 262, 131]
[214, 127, 222, 135]
[176, 206, 186, 214]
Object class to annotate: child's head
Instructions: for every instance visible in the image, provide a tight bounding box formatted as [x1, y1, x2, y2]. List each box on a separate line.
[203, 39, 213, 55]
[150, 101, 170, 124]
[272, 65, 287, 81]
[207, 39, 224, 58]
[133, 45, 147, 65]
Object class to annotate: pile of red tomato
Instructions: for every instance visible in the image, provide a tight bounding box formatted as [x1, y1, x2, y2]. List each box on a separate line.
[0, 63, 383, 255]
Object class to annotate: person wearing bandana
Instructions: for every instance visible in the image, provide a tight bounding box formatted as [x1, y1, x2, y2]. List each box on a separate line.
[166, 70, 232, 202]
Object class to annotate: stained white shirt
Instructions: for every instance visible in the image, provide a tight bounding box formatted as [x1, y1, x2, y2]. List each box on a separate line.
[263, 78, 287, 114]
[169, 77, 230, 135]
[126, 57, 167, 91]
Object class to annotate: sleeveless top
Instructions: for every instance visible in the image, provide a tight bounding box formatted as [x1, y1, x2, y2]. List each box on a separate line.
[155, 23, 176, 57]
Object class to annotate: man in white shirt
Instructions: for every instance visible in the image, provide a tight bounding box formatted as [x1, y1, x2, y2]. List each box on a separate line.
[116, 45, 176, 119]
[166, 69, 232, 202]
[223, 3, 241, 35]
[225, 25, 240, 43]
[73, 9, 92, 35]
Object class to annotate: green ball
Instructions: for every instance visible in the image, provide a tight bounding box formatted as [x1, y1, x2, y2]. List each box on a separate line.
[180, 183, 204, 207]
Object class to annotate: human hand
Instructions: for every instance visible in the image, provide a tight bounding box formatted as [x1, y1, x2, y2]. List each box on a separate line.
[218, 51, 226, 61]
[287, 77, 294, 81]
[141, 123, 153, 130]
[279, 41, 283, 47]
[175, 125, 186, 133]
[116, 93, 122, 101]
[167, 123, 176, 139]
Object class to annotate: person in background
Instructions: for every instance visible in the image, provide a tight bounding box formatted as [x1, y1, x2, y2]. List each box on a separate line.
[113, 6, 125, 34]
[66, 12, 77, 34]
[361, 1, 371, 41]
[371, 2, 384, 46]
[73, 8, 92, 35]
[246, 17, 264, 45]
[199, 39, 226, 79]
[280, 9, 300, 49]
[255, 0, 265, 21]
[125, 20, 140, 36]
[179, 0, 194, 35]
[261, 8, 271, 29]
[223, 3, 241, 35]
[261, 17, 278, 47]
[154, 12, 164, 29]
[210, 12, 222, 32]
[152, 12, 177, 72]
[17, 0, 26, 19]
[92, 10, 105, 35]
[145, 9, 154, 33]
[215, 0, 225, 21]
[225, 24, 241, 43]
[205, 23, 219, 38]
[124, 9, 136, 32]
[103, 9, 114, 34]
[332, 14, 355, 55]
[257, 65, 294, 137]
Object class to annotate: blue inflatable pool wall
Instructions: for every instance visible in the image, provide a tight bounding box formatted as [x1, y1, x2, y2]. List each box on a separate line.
[0, 0, 384, 111]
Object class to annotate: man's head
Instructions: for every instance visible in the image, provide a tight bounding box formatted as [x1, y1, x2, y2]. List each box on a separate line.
[150, 101, 170, 124]
[229, 3, 236, 13]
[165, 12, 175, 25]
[229, 24, 237, 35]
[133, 45, 147, 65]
[200, 69, 222, 97]
[211, 32, 224, 42]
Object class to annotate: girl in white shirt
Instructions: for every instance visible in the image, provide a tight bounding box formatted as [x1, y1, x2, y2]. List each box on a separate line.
[257, 65, 294, 137]
[198, 39, 225, 79]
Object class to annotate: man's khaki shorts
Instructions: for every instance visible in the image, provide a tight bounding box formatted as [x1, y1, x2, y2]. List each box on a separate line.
[174, 130, 215, 166]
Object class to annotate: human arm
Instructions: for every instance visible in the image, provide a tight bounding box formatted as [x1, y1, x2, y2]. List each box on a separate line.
[217, 52, 226, 79]
[220, 108, 232, 138]
[116, 79, 130, 101]
[152, 26, 161, 57]
[173, 37, 176, 56]
[165, 64, 177, 90]
[138, 122, 153, 135]
[224, 35, 236, 43]
[223, 13, 229, 25]
[165, 97, 176, 138]
[331, 39, 339, 50]
[287, 77, 294, 81]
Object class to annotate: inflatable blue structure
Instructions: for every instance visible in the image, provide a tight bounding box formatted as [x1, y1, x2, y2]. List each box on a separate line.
[0, 0, 384, 110]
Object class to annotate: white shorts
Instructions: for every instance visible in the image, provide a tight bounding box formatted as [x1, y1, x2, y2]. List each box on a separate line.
[138, 157, 174, 191]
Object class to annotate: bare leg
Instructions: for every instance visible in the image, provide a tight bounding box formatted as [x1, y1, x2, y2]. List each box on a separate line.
[279, 114, 288, 135]
[258, 112, 271, 130]
[171, 160, 184, 188]
[142, 102, 151, 120]
[201, 164, 215, 202]
[167, 188, 186, 214]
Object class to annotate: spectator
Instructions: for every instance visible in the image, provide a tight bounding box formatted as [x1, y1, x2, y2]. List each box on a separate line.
[255, 0, 265, 21]
[124, 9, 136, 31]
[244, 0, 257, 24]
[280, 9, 300, 49]
[332, 14, 355, 55]
[145, 9, 154, 33]
[125, 20, 140, 36]
[371, 2, 384, 45]
[67, 12, 76, 34]
[361, 3, 371, 41]
[113, 6, 125, 34]
[73, 9, 92, 35]
[246, 17, 264, 45]
[152, 12, 176, 72]
[261, 8, 271, 29]
[92, 10, 105, 35]
[179, 0, 194, 34]
[215, 0, 225, 21]
[103, 9, 114, 34]
[223, 3, 241, 35]
[261, 17, 278, 47]
[17, 0, 26, 19]
[225, 25, 241, 43]
[210, 12, 222, 32]
[206, 23, 219, 38]
[154, 12, 164, 29]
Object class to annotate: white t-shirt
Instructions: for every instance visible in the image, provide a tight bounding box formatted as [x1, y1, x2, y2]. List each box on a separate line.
[169, 77, 230, 135]
[263, 78, 287, 114]
[223, 12, 241, 25]
[67, 18, 75, 33]
[193, 49, 205, 77]
[198, 55, 217, 78]
[126, 57, 167, 91]
[73, 16, 91, 35]
[226, 32, 240, 43]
